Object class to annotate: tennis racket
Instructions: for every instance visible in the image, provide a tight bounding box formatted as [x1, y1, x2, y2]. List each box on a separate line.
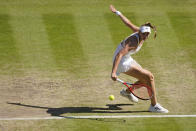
[117, 78, 153, 100]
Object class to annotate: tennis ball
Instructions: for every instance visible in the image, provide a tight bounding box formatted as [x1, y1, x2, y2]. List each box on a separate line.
[109, 95, 115, 101]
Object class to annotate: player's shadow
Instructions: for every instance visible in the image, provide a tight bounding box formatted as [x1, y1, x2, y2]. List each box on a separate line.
[7, 102, 148, 117]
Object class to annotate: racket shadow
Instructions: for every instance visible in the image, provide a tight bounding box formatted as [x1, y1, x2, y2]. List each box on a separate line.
[7, 102, 148, 117]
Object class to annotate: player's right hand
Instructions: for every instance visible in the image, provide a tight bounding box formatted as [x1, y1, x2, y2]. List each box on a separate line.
[111, 73, 117, 81]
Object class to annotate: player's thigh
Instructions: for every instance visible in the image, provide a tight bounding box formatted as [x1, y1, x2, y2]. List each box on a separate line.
[124, 65, 153, 82]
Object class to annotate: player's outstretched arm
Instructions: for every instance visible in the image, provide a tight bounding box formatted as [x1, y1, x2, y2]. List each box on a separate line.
[110, 5, 140, 32]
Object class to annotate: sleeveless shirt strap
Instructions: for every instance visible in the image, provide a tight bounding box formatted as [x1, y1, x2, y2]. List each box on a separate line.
[135, 33, 140, 45]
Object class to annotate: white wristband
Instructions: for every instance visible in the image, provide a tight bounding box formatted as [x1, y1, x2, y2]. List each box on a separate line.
[115, 11, 121, 16]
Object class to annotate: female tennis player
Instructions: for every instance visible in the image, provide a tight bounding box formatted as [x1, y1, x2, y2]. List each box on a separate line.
[110, 5, 168, 113]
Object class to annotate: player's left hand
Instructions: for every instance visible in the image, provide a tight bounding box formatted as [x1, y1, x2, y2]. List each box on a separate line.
[110, 5, 117, 13]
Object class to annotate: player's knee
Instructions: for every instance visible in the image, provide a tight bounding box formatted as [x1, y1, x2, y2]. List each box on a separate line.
[147, 72, 154, 81]
[142, 72, 154, 82]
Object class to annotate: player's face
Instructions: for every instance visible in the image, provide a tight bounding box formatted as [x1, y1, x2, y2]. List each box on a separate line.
[141, 32, 150, 40]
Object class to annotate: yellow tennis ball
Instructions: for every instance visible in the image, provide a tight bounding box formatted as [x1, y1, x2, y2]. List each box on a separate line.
[109, 95, 115, 101]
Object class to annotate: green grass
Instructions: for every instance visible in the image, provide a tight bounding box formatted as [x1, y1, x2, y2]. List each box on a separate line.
[43, 13, 87, 75]
[168, 12, 196, 68]
[0, 0, 196, 130]
[0, 14, 21, 74]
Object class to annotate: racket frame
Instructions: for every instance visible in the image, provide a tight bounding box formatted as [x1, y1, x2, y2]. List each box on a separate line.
[117, 78, 153, 100]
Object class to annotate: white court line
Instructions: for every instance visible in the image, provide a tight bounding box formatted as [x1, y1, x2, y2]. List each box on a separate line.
[1, 115, 196, 121]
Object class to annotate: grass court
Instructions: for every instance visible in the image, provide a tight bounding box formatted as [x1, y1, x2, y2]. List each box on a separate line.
[0, 0, 195, 130]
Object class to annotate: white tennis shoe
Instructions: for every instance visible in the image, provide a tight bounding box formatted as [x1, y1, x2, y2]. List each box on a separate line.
[120, 89, 138, 103]
[149, 103, 169, 113]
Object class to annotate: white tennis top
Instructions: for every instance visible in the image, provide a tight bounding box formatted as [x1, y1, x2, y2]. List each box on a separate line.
[113, 32, 142, 61]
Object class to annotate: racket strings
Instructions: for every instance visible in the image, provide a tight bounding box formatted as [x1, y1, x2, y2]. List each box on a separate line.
[131, 85, 152, 99]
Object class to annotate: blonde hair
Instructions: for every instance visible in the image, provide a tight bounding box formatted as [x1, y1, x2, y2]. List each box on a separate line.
[142, 22, 157, 39]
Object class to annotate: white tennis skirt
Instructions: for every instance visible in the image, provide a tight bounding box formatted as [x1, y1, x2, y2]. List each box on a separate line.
[115, 56, 142, 76]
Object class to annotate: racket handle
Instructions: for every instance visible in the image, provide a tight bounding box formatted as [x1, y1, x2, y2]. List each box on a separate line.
[116, 78, 124, 83]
